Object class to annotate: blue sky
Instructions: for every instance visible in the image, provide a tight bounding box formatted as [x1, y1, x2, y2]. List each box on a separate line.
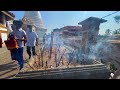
[11, 11, 120, 35]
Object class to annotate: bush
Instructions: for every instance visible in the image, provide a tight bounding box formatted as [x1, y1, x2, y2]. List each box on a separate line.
[110, 63, 117, 72]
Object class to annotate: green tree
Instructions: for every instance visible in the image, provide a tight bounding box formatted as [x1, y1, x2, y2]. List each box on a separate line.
[113, 15, 120, 35]
[113, 29, 119, 34]
[105, 29, 111, 36]
[112, 29, 120, 35]
[114, 15, 120, 24]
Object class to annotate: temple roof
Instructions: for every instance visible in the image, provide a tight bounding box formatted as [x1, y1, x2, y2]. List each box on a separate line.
[78, 17, 107, 25]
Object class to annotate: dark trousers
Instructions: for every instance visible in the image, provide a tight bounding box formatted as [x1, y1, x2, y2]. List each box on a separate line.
[27, 46, 36, 57]
[17, 47, 24, 69]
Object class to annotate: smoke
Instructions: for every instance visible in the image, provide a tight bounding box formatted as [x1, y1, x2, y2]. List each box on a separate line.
[44, 27, 120, 66]
[44, 31, 64, 50]
[63, 29, 118, 65]
[88, 35, 119, 63]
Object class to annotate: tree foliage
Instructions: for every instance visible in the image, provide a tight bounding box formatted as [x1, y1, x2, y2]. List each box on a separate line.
[105, 29, 111, 36]
[113, 29, 120, 35]
[114, 15, 120, 24]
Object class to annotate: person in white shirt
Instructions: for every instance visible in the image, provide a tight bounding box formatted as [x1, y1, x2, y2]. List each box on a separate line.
[7, 20, 27, 70]
[26, 25, 39, 59]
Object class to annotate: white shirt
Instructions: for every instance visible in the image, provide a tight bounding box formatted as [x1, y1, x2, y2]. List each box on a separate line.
[6, 21, 13, 32]
[26, 30, 38, 47]
[11, 28, 26, 48]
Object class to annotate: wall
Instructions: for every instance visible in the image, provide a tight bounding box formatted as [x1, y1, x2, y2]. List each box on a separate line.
[0, 24, 8, 46]
[0, 13, 8, 46]
[15, 64, 110, 79]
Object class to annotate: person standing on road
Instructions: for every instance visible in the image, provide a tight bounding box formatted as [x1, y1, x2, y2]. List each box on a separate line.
[26, 25, 39, 59]
[43, 33, 47, 45]
[8, 20, 27, 70]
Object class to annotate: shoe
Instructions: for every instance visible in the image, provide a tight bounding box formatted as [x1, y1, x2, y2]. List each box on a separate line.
[29, 56, 31, 59]
[19, 66, 23, 70]
[12, 60, 17, 64]
[19, 64, 23, 71]
[24, 60, 28, 63]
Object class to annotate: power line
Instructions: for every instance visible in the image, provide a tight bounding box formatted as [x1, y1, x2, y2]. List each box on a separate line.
[101, 11, 119, 19]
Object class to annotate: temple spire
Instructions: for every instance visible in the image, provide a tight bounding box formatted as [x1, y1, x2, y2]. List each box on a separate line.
[23, 11, 47, 39]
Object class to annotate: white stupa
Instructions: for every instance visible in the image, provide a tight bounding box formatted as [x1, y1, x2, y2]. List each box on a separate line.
[23, 11, 47, 39]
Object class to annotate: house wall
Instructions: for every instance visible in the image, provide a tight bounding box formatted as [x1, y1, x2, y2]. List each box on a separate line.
[0, 27, 8, 46]
[0, 12, 14, 47]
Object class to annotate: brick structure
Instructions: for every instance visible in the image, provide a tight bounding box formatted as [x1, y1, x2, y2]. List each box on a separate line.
[78, 17, 107, 54]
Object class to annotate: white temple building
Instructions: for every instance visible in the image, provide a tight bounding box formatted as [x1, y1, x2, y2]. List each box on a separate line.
[23, 11, 47, 40]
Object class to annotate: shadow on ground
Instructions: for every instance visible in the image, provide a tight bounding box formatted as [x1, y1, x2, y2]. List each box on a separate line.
[0, 61, 19, 79]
